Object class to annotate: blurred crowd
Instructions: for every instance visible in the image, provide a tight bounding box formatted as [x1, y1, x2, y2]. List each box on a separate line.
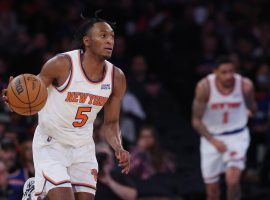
[1, 0, 270, 199]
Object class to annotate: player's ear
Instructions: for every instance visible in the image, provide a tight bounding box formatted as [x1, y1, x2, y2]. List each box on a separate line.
[83, 36, 91, 47]
[213, 68, 218, 75]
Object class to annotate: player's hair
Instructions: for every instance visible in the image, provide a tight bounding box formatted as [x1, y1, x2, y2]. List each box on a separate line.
[74, 10, 116, 50]
[214, 55, 232, 69]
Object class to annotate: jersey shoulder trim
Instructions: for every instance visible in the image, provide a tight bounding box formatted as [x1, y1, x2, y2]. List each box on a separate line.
[54, 54, 73, 93]
[111, 64, 115, 96]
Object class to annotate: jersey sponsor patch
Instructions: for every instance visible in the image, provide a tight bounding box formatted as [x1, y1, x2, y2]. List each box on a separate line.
[101, 84, 110, 90]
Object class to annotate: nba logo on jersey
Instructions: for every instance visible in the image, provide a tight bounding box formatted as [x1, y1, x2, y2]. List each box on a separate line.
[47, 136, 52, 142]
[101, 84, 110, 90]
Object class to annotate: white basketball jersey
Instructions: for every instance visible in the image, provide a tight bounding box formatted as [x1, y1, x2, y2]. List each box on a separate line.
[37, 49, 114, 147]
[202, 74, 248, 135]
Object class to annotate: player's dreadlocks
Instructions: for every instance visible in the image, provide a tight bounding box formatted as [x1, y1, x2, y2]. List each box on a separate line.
[74, 10, 116, 50]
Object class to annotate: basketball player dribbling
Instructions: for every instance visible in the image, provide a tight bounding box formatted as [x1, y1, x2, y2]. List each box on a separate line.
[3, 12, 130, 200]
[192, 56, 257, 200]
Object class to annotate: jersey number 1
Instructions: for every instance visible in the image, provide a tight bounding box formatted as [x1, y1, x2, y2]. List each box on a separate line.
[223, 112, 229, 124]
[72, 107, 92, 127]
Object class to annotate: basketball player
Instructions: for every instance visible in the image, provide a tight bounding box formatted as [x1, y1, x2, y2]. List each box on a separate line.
[3, 12, 130, 200]
[192, 56, 256, 200]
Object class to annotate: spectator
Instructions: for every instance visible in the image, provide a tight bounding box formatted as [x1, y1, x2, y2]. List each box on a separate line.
[0, 10, 18, 51]
[142, 74, 179, 132]
[0, 139, 24, 199]
[247, 63, 270, 187]
[19, 139, 34, 179]
[128, 55, 148, 100]
[0, 160, 9, 199]
[0, 57, 8, 90]
[121, 89, 146, 145]
[0, 160, 20, 200]
[4, 129, 20, 151]
[195, 33, 220, 77]
[130, 125, 175, 179]
[0, 139, 18, 174]
[122, 90, 146, 121]
[248, 63, 270, 170]
[130, 125, 177, 197]
[111, 36, 129, 73]
[0, 121, 7, 141]
[95, 148, 137, 200]
[1, 139, 35, 200]
[7, 113, 27, 135]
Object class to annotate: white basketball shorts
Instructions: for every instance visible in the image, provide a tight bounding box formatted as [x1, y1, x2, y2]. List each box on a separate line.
[200, 128, 250, 184]
[32, 129, 98, 198]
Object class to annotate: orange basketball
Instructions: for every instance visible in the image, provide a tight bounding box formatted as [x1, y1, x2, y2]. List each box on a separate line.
[6, 74, 48, 116]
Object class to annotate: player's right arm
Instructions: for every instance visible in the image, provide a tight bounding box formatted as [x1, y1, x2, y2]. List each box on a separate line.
[192, 79, 213, 141]
[192, 78, 227, 153]
[38, 54, 70, 88]
[2, 55, 70, 109]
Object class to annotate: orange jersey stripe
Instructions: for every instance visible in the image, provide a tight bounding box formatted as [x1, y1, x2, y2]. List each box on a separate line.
[54, 54, 74, 93]
[71, 182, 96, 190]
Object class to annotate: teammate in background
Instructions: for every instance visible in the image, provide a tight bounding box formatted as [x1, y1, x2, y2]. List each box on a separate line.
[192, 56, 256, 200]
[3, 11, 130, 200]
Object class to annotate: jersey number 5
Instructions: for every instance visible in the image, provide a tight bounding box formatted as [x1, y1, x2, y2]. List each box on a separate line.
[72, 107, 92, 127]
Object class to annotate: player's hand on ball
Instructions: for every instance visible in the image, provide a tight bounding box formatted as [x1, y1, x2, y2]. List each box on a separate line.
[210, 138, 227, 153]
[2, 76, 14, 112]
[115, 149, 130, 174]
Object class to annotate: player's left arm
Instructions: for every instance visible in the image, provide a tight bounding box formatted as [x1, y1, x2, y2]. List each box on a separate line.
[102, 67, 130, 174]
[242, 78, 257, 116]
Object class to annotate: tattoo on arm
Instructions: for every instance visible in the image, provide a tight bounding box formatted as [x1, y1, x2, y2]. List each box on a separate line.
[192, 80, 214, 141]
[243, 78, 257, 114]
